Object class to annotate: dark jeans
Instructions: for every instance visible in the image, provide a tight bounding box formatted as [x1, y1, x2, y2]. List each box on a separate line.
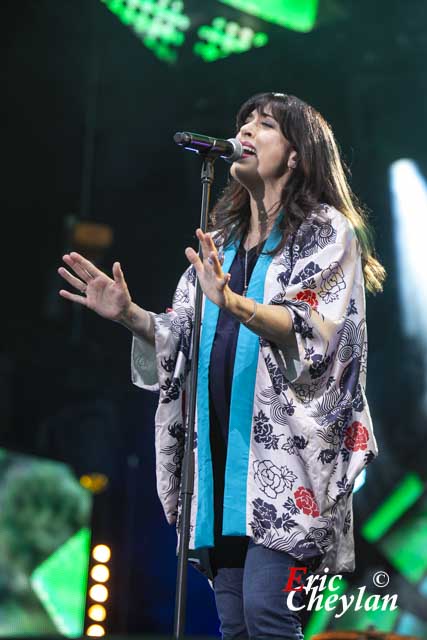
[212, 539, 307, 640]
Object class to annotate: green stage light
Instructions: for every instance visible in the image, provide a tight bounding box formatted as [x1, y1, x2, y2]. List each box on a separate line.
[380, 509, 427, 584]
[331, 589, 399, 632]
[194, 18, 268, 62]
[101, 0, 190, 63]
[304, 577, 348, 638]
[362, 473, 424, 543]
[31, 528, 91, 637]
[219, 0, 319, 33]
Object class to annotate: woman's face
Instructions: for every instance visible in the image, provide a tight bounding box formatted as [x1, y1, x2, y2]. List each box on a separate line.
[230, 104, 296, 188]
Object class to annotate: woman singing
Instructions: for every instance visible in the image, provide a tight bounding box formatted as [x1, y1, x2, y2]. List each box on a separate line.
[58, 92, 385, 639]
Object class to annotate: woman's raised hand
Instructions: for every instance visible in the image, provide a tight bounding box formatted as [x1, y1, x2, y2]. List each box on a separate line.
[58, 252, 132, 322]
[185, 229, 232, 309]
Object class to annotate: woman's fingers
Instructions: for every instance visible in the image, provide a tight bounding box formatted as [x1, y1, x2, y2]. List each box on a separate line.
[62, 252, 102, 283]
[195, 228, 216, 260]
[62, 254, 94, 283]
[209, 251, 230, 289]
[206, 234, 217, 252]
[185, 247, 203, 273]
[69, 252, 100, 278]
[222, 273, 231, 289]
[57, 266, 87, 293]
[195, 229, 222, 266]
[113, 261, 125, 285]
[59, 288, 88, 306]
[208, 251, 223, 277]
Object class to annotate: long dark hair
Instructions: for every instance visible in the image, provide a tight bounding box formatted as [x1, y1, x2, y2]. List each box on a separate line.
[209, 92, 386, 294]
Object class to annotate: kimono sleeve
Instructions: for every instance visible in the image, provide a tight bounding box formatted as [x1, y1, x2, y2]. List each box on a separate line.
[267, 212, 365, 386]
[131, 265, 196, 392]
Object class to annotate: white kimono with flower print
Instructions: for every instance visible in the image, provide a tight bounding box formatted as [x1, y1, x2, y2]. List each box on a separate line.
[131, 204, 378, 574]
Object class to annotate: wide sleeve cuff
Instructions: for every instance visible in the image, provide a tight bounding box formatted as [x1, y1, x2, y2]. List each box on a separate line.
[131, 312, 159, 391]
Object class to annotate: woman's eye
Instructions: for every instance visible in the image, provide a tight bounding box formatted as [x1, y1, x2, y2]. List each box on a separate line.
[262, 121, 274, 128]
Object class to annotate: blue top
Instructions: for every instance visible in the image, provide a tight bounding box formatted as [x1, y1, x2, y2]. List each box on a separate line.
[208, 239, 266, 572]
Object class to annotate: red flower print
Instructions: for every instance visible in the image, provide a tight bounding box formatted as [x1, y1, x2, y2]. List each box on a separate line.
[344, 421, 369, 451]
[294, 486, 320, 517]
[293, 290, 318, 309]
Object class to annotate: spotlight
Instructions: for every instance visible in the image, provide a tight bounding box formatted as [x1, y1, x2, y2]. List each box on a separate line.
[86, 624, 105, 637]
[88, 604, 107, 622]
[92, 544, 111, 563]
[90, 564, 110, 582]
[86, 544, 111, 636]
[89, 585, 109, 603]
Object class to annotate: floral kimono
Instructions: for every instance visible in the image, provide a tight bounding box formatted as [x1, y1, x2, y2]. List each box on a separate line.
[131, 204, 378, 576]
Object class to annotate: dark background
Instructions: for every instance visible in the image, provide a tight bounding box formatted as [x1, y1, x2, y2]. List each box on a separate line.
[2, 0, 427, 635]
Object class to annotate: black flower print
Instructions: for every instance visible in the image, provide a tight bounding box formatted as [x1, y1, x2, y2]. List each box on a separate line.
[281, 512, 298, 533]
[250, 498, 298, 540]
[173, 287, 190, 305]
[253, 497, 278, 527]
[343, 510, 351, 535]
[280, 465, 298, 490]
[318, 449, 337, 465]
[253, 411, 281, 449]
[293, 315, 314, 340]
[291, 261, 322, 286]
[352, 383, 364, 412]
[184, 266, 197, 286]
[254, 410, 270, 430]
[161, 356, 176, 374]
[250, 515, 265, 540]
[304, 347, 315, 361]
[253, 460, 287, 499]
[170, 307, 193, 359]
[291, 383, 316, 405]
[160, 375, 184, 404]
[346, 298, 358, 316]
[250, 499, 277, 540]
[336, 474, 353, 497]
[294, 435, 308, 450]
[340, 448, 350, 462]
[264, 355, 289, 394]
[160, 422, 186, 498]
[309, 353, 333, 379]
[282, 435, 308, 455]
[283, 496, 300, 515]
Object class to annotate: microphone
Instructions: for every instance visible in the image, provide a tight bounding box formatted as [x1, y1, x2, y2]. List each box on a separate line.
[173, 131, 243, 162]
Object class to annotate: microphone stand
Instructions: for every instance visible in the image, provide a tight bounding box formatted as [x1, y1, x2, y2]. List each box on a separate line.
[173, 153, 216, 639]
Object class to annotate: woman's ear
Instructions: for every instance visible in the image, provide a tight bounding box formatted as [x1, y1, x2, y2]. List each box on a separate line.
[288, 149, 298, 169]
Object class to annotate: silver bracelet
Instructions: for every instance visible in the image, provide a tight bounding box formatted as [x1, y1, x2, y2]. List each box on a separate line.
[243, 299, 257, 324]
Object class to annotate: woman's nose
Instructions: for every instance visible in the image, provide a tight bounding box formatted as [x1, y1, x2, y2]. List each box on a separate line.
[239, 122, 254, 137]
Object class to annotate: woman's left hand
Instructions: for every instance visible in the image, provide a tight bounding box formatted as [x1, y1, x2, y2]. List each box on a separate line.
[185, 229, 233, 309]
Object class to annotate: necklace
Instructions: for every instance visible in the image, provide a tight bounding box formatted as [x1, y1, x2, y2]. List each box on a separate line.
[243, 247, 249, 296]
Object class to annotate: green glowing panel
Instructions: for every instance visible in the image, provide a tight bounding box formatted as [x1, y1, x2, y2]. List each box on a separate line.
[219, 0, 318, 33]
[362, 473, 424, 543]
[194, 17, 268, 62]
[331, 589, 399, 631]
[304, 578, 348, 638]
[31, 528, 91, 638]
[379, 511, 427, 583]
[101, 0, 190, 63]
